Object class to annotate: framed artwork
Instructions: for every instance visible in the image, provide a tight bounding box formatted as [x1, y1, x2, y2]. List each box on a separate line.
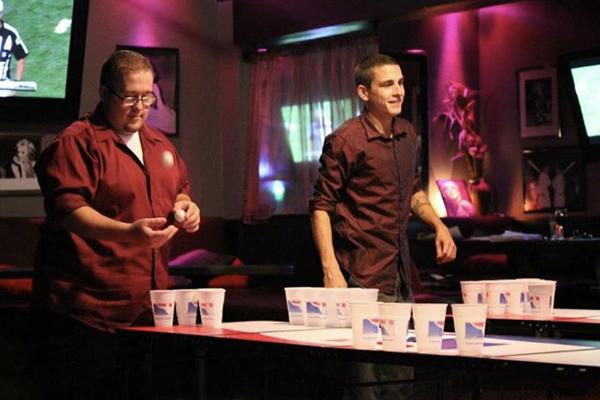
[522, 148, 584, 212]
[116, 45, 179, 136]
[436, 179, 476, 217]
[518, 67, 560, 138]
[0, 135, 43, 194]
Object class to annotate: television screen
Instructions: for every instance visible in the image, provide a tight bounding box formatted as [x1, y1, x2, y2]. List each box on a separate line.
[562, 48, 600, 148]
[0, 0, 88, 122]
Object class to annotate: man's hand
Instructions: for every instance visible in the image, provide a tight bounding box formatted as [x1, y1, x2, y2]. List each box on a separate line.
[322, 260, 348, 288]
[435, 225, 457, 264]
[172, 199, 201, 233]
[129, 217, 178, 248]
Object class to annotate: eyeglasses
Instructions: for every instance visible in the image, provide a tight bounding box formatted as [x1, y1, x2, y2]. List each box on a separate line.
[104, 85, 157, 107]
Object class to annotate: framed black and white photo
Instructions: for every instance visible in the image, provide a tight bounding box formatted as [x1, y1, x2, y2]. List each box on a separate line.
[522, 148, 584, 212]
[116, 45, 179, 136]
[518, 67, 560, 138]
[0, 135, 43, 194]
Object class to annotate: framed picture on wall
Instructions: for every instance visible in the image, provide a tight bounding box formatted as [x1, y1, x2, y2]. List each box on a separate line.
[436, 179, 477, 217]
[116, 45, 179, 136]
[518, 67, 560, 138]
[0, 135, 43, 194]
[522, 148, 584, 213]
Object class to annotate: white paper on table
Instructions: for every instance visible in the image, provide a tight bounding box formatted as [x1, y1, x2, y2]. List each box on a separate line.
[551, 309, 600, 319]
[221, 320, 323, 333]
[503, 348, 600, 367]
[482, 337, 596, 357]
[263, 328, 354, 347]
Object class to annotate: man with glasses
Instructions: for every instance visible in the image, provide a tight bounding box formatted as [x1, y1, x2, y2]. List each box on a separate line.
[32, 49, 200, 398]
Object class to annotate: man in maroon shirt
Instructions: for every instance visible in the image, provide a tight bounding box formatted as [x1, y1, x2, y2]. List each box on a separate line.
[310, 54, 456, 399]
[32, 50, 200, 399]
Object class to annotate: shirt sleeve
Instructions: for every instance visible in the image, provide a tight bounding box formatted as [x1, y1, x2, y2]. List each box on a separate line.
[309, 134, 351, 214]
[35, 134, 99, 219]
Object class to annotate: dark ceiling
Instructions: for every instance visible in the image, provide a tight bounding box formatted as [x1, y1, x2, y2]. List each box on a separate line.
[232, 0, 518, 47]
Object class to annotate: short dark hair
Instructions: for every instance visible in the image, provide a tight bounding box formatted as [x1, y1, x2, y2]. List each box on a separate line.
[354, 54, 399, 88]
[100, 50, 153, 87]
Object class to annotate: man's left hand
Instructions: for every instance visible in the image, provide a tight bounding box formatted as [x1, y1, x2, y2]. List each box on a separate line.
[173, 200, 201, 233]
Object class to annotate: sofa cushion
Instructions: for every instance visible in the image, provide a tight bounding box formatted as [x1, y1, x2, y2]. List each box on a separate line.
[168, 249, 249, 288]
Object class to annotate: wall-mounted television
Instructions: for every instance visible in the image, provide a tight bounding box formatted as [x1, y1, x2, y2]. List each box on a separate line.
[0, 0, 88, 124]
[560, 47, 600, 159]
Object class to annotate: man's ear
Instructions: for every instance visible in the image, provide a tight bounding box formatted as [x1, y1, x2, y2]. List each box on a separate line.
[357, 84, 370, 102]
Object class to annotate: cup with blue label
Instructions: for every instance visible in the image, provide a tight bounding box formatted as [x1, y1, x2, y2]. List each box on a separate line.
[451, 303, 488, 356]
[350, 301, 380, 350]
[175, 289, 199, 326]
[197, 288, 226, 327]
[284, 287, 311, 325]
[504, 281, 528, 315]
[528, 280, 556, 317]
[485, 281, 508, 316]
[412, 303, 448, 353]
[150, 290, 176, 327]
[460, 280, 487, 305]
[379, 302, 412, 351]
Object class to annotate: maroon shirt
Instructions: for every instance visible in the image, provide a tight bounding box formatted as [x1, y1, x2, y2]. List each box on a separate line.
[33, 107, 192, 332]
[309, 113, 421, 295]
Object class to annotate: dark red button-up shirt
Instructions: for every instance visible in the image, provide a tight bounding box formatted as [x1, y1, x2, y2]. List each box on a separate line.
[309, 113, 421, 295]
[33, 107, 192, 332]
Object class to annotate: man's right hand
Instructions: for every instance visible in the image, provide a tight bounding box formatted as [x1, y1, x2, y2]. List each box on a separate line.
[129, 217, 178, 248]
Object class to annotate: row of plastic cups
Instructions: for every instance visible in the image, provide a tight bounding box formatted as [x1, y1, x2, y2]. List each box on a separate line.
[460, 278, 556, 317]
[149, 288, 226, 328]
[351, 302, 488, 356]
[284, 287, 379, 328]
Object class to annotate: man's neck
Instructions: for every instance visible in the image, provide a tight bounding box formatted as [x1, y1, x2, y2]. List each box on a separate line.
[365, 109, 394, 136]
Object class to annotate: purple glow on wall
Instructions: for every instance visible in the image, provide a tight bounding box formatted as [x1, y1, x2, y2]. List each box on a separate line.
[438, 13, 468, 85]
[130, 19, 158, 46]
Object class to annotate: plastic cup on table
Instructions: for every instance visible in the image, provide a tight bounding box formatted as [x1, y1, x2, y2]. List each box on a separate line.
[175, 289, 199, 326]
[379, 302, 412, 351]
[460, 280, 486, 305]
[504, 281, 528, 315]
[515, 278, 547, 313]
[305, 288, 328, 327]
[451, 303, 488, 356]
[284, 287, 311, 325]
[150, 290, 176, 327]
[528, 280, 557, 317]
[350, 301, 380, 350]
[485, 281, 507, 316]
[412, 303, 448, 353]
[197, 288, 226, 327]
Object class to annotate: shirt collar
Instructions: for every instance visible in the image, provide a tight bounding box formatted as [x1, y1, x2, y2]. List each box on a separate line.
[359, 109, 407, 141]
[89, 104, 164, 145]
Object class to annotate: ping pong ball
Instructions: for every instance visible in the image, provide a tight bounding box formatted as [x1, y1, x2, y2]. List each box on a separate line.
[174, 209, 186, 223]
[161, 151, 174, 168]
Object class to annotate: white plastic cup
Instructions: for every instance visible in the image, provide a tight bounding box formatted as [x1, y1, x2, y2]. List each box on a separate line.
[350, 302, 380, 350]
[504, 281, 528, 315]
[485, 281, 508, 316]
[150, 290, 176, 327]
[412, 303, 448, 353]
[460, 281, 486, 305]
[175, 289, 199, 326]
[197, 288, 226, 327]
[528, 280, 556, 317]
[284, 287, 311, 325]
[516, 278, 547, 313]
[305, 288, 328, 327]
[379, 302, 412, 351]
[451, 303, 488, 356]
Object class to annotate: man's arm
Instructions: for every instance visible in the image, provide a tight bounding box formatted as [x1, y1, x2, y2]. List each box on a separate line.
[15, 58, 25, 81]
[410, 189, 456, 263]
[59, 206, 178, 249]
[311, 209, 347, 288]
